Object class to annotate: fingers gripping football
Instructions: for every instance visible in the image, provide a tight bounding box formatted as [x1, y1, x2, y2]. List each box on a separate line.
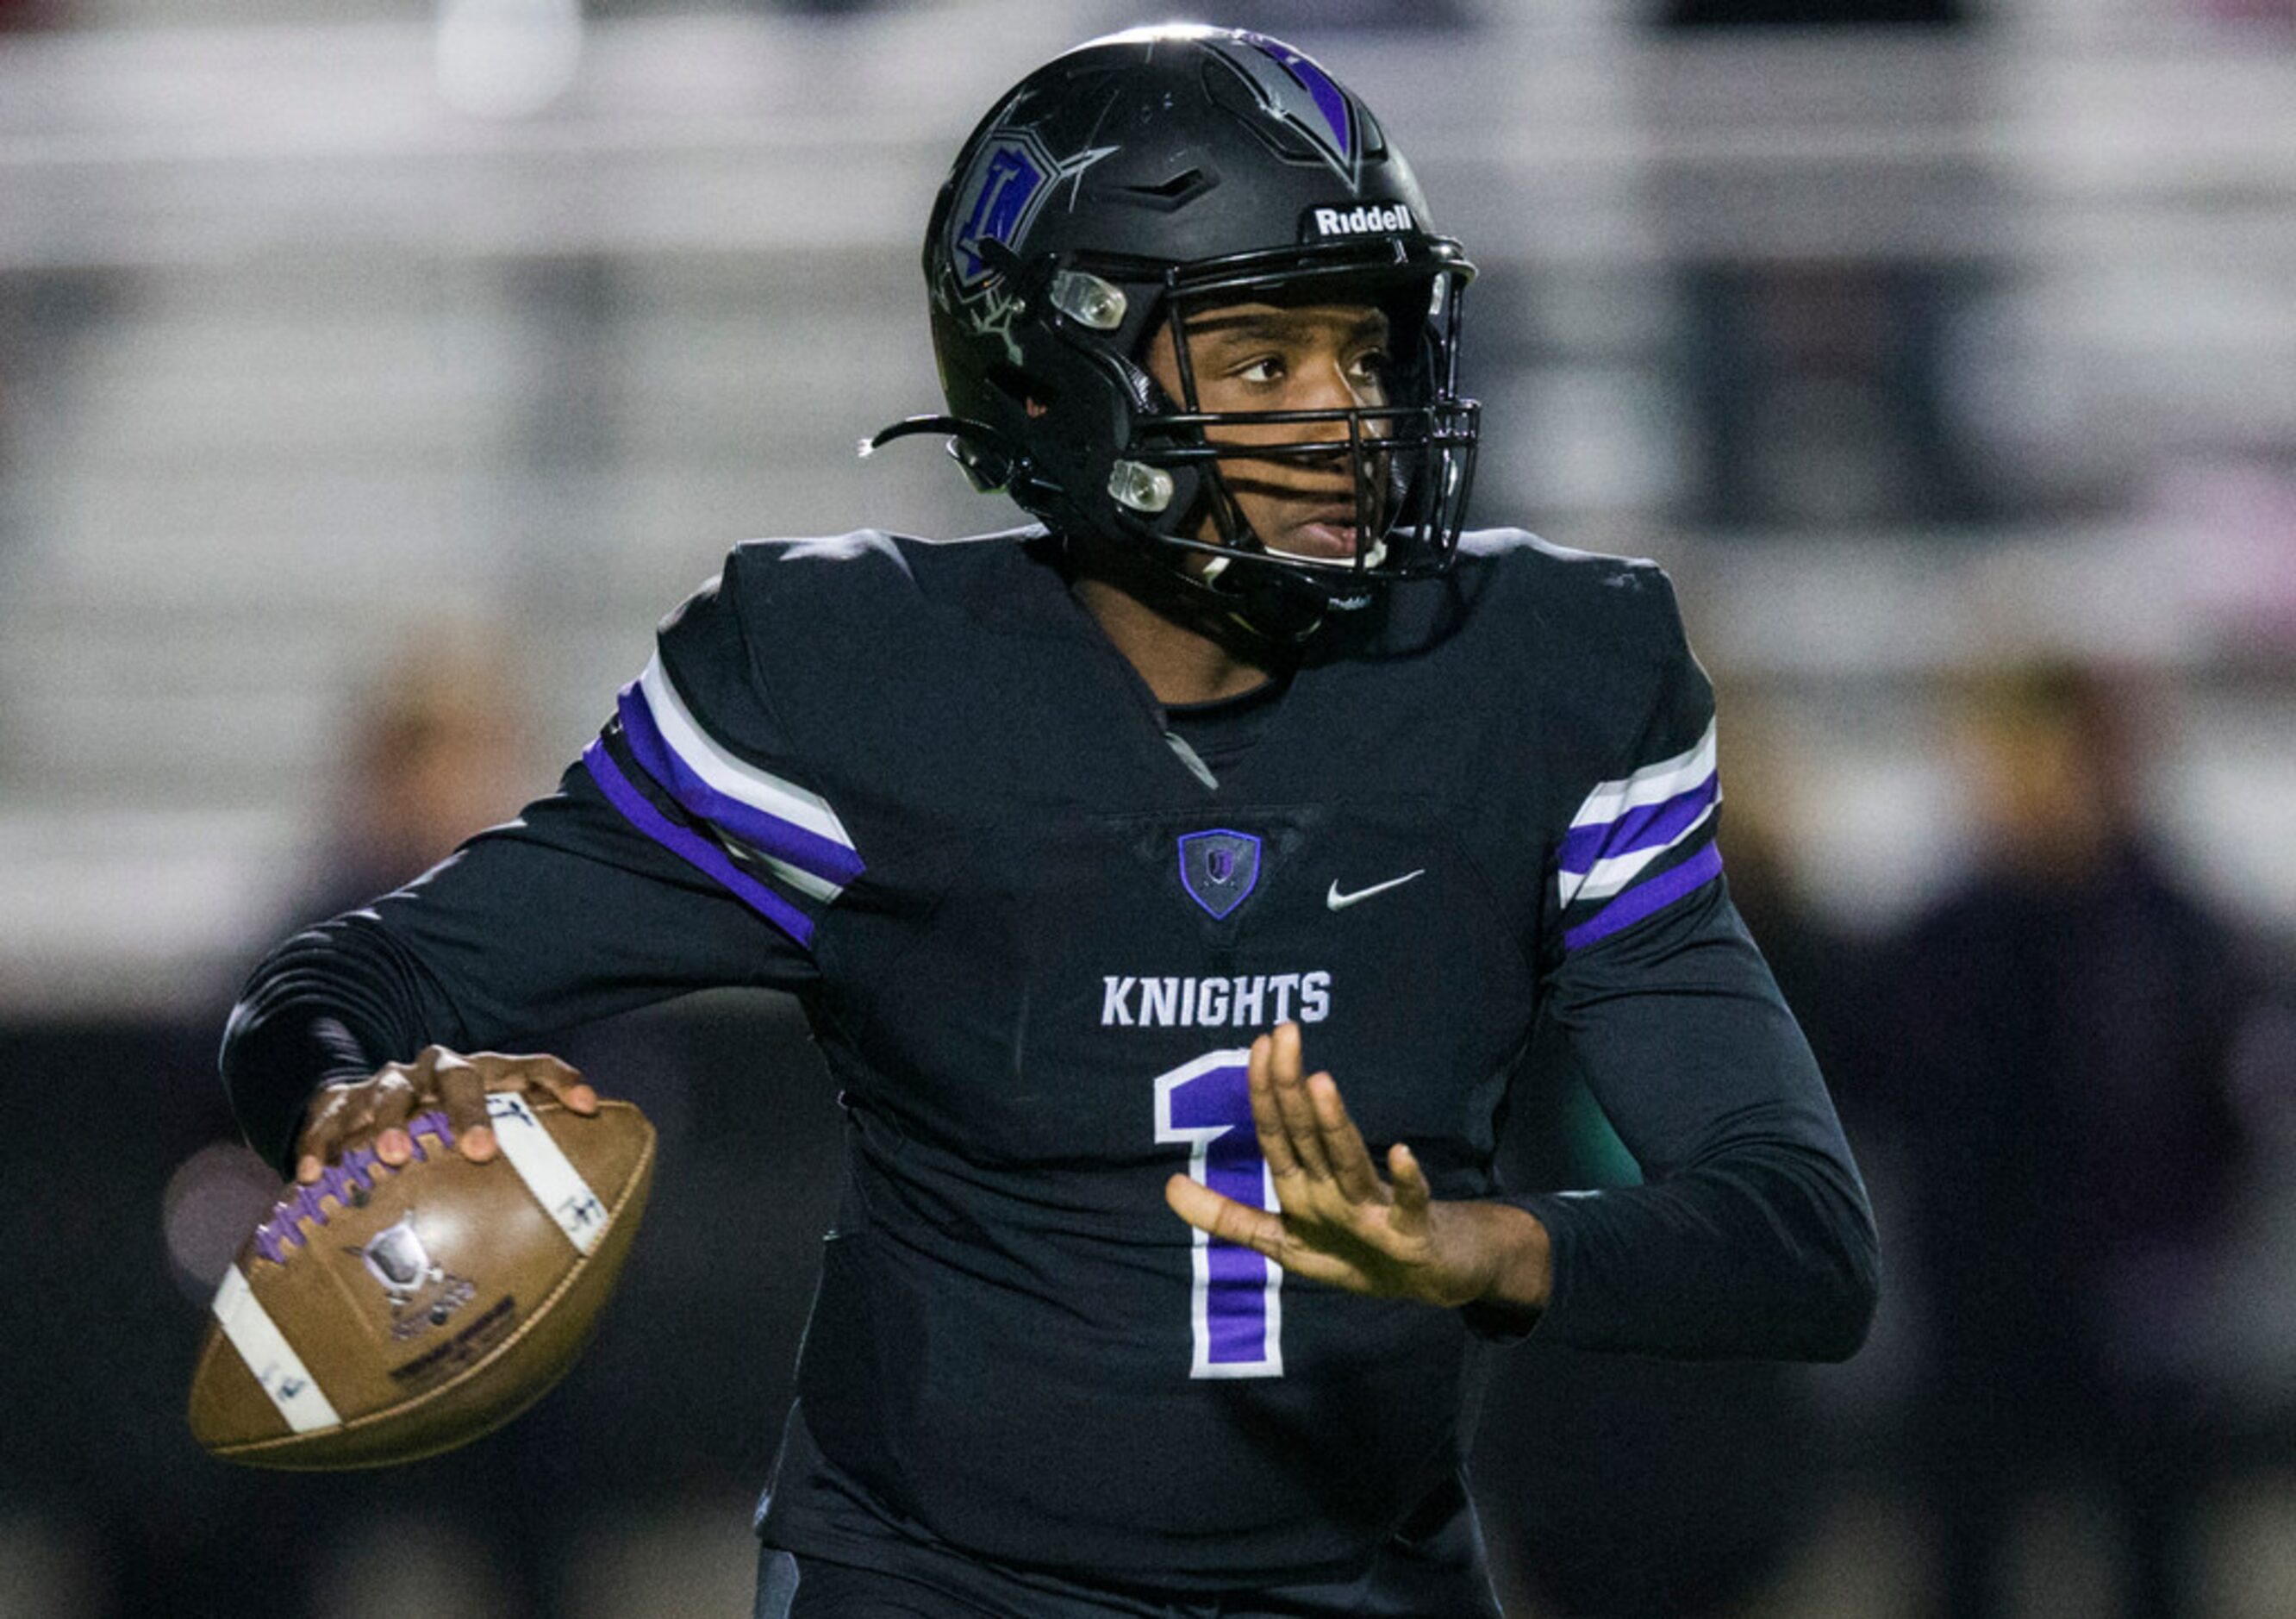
[295, 1047, 597, 1185]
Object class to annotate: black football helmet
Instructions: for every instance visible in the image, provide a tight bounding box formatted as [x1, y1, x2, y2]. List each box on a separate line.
[870, 23, 1480, 646]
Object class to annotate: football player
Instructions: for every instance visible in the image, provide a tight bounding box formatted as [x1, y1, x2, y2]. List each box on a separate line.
[221, 26, 1877, 1616]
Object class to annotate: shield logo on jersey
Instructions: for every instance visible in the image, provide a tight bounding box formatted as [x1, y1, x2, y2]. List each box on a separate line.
[1178, 830, 1262, 921]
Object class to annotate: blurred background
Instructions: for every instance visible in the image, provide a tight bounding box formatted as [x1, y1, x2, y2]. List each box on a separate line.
[2, 0, 2293, 1614]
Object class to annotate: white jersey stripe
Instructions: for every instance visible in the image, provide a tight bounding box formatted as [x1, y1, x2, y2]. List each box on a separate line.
[1560, 798, 1719, 909]
[211, 1265, 341, 1434]
[1568, 720, 1719, 831]
[636, 654, 857, 853]
[486, 1091, 611, 1255]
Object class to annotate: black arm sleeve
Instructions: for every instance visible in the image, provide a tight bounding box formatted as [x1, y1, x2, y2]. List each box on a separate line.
[1472, 559, 1877, 1360]
[1485, 878, 1879, 1360]
[221, 759, 818, 1172]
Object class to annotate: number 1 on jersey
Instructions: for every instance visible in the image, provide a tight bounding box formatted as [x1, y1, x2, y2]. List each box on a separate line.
[1155, 1051, 1284, 1378]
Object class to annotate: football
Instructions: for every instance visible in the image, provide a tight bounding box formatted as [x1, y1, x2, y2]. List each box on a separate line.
[188, 1091, 655, 1469]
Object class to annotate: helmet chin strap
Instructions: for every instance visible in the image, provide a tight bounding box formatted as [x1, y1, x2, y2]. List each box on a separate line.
[1162, 460, 1369, 647]
[1247, 538, 1389, 571]
[1069, 523, 1358, 658]
[865, 412, 1394, 653]
[1199, 553, 1340, 647]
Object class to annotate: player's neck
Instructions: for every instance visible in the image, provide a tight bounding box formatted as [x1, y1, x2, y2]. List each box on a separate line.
[1071, 576, 1273, 707]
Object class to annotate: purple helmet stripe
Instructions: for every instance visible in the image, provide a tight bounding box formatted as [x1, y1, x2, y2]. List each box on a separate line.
[1238, 32, 1352, 159]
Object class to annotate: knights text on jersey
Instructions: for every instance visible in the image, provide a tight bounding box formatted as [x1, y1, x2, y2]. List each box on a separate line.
[574, 527, 1738, 1584]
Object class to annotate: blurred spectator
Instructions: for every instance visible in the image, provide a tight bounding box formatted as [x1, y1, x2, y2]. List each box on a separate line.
[1675, 261, 1990, 532]
[1650, 0, 1993, 536]
[290, 626, 541, 927]
[2187, 0, 2296, 26]
[1709, 681, 1864, 1080]
[0, 270, 119, 565]
[1867, 659, 2253, 1619]
[0, 0, 66, 31]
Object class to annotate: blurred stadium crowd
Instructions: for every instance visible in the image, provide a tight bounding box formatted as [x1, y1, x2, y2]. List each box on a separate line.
[3, 0, 2294, 1615]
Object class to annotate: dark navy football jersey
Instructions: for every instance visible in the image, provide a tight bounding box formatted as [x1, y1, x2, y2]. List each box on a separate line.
[222, 528, 1874, 1591]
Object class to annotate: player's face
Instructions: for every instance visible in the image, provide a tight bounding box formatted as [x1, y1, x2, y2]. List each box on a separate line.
[1143, 299, 1393, 563]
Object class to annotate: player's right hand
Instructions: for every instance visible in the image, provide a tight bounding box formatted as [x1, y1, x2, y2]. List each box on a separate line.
[293, 1046, 598, 1185]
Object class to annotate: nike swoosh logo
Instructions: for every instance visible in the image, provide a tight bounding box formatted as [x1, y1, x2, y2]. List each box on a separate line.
[1326, 870, 1426, 910]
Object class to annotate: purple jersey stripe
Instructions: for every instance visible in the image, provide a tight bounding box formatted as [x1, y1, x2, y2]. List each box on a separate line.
[615, 684, 864, 888]
[1563, 841, 1724, 953]
[583, 739, 816, 948]
[1558, 771, 1720, 877]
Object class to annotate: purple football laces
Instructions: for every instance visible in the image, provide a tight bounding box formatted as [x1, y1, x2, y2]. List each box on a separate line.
[253, 1110, 459, 1264]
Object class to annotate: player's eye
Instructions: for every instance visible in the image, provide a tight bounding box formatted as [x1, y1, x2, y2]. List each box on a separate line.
[1232, 354, 1286, 384]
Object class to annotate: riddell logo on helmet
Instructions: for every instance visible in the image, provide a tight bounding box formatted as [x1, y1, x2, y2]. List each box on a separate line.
[1308, 203, 1414, 237]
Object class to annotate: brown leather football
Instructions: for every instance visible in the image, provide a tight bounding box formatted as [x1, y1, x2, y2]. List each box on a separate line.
[188, 1092, 655, 1469]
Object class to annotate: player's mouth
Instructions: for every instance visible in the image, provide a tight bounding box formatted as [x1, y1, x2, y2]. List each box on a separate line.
[1268, 503, 1371, 562]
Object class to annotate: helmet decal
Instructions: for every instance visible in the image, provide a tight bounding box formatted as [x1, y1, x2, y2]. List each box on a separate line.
[943, 119, 1115, 299]
[939, 115, 1116, 364]
[948, 133, 1050, 291]
[1217, 32, 1360, 185]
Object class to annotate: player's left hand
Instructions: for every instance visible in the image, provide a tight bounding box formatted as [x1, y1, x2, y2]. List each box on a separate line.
[1162, 1023, 1550, 1310]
